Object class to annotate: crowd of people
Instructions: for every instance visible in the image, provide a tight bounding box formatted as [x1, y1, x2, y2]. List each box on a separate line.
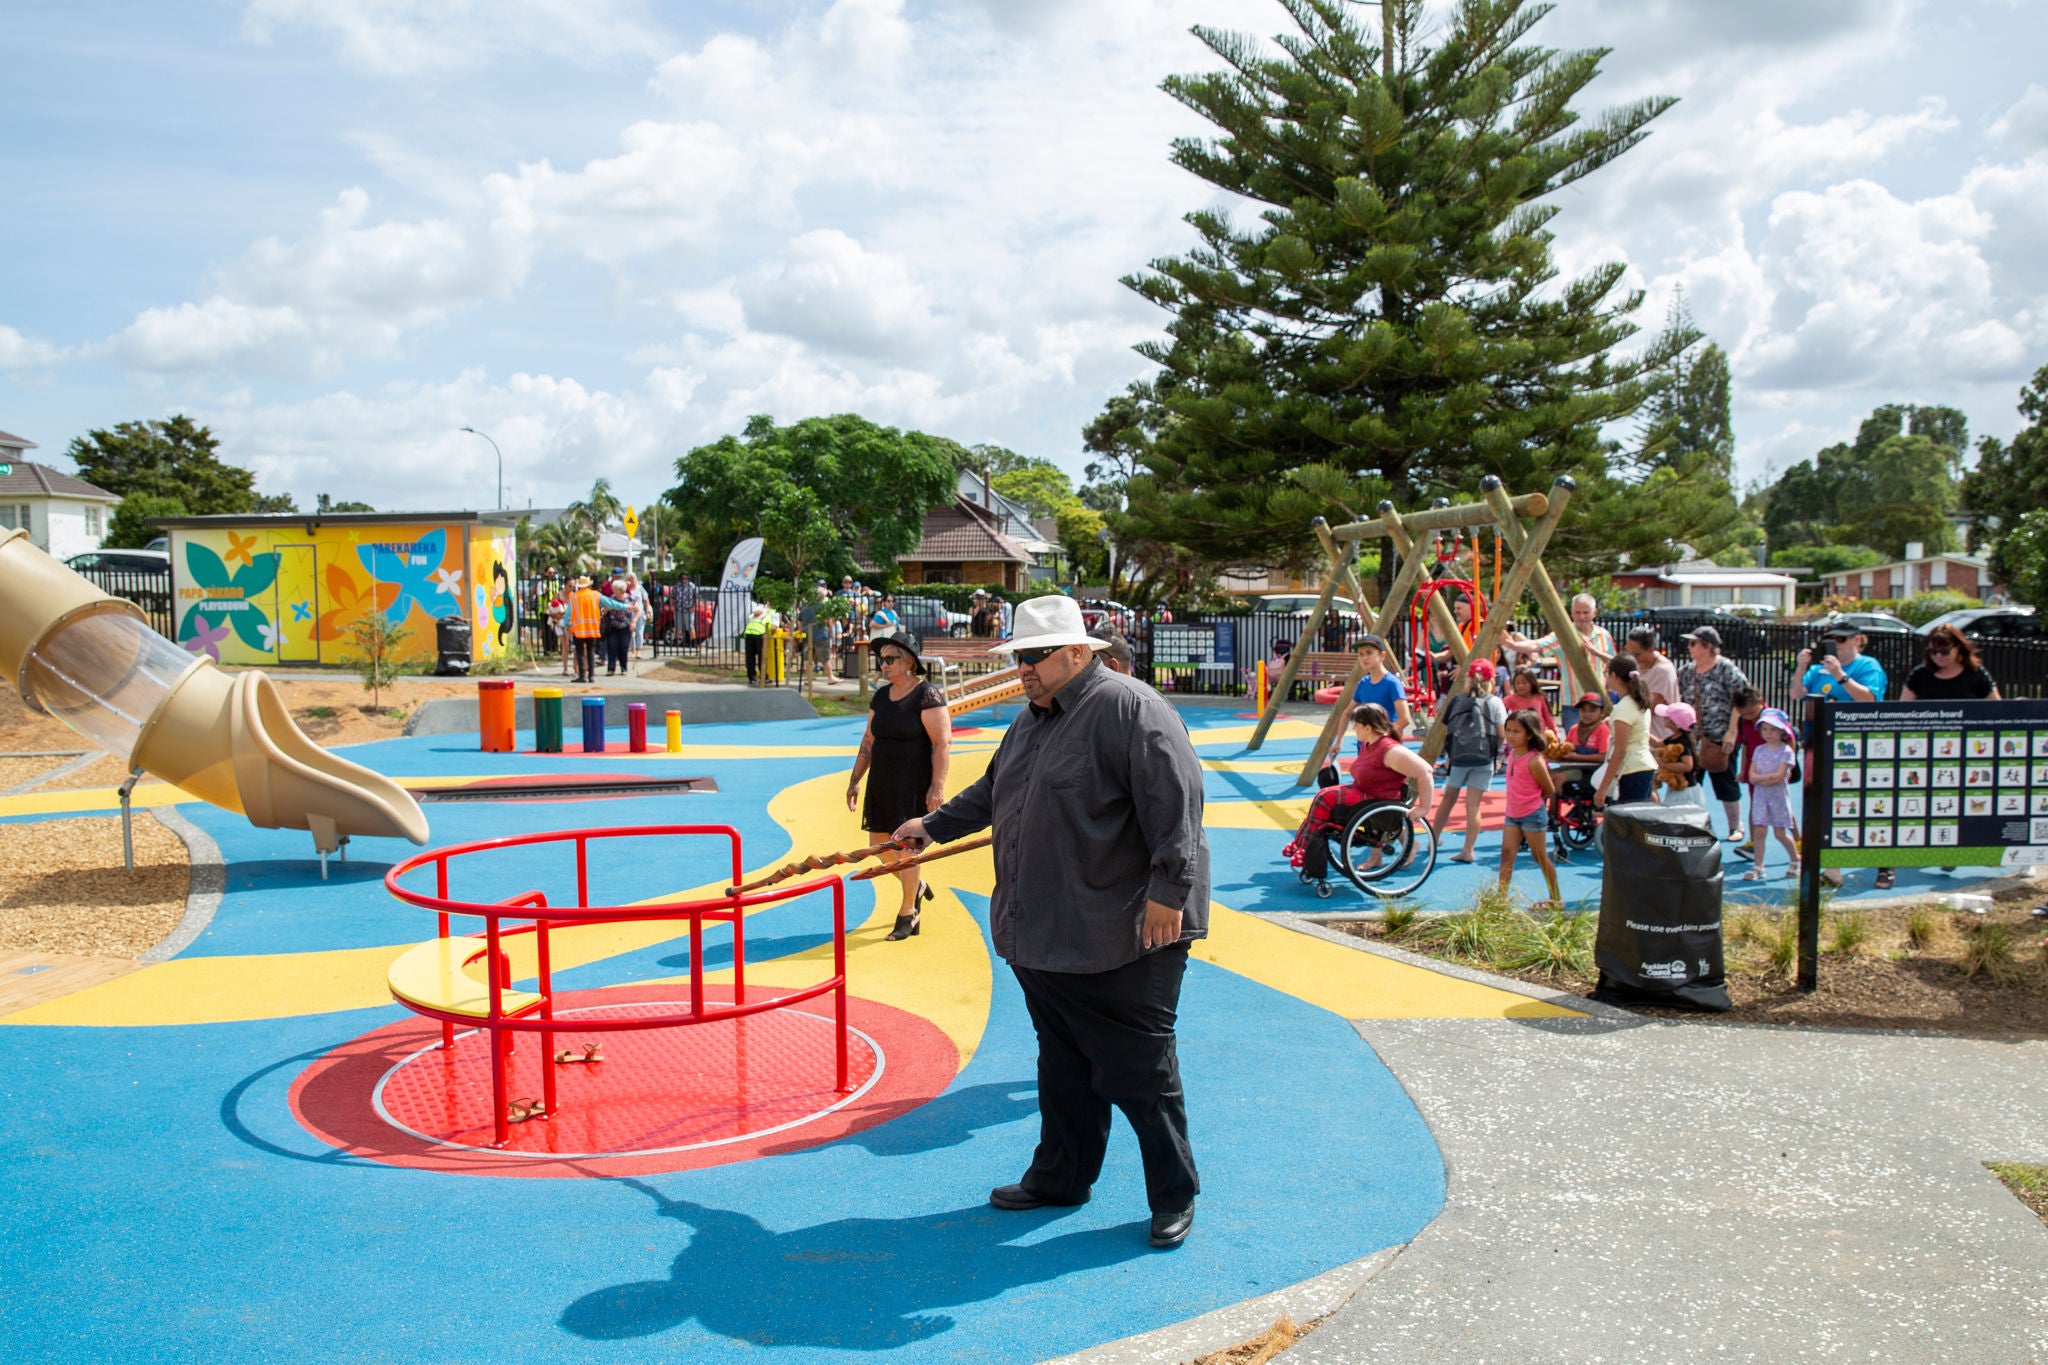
[1292, 606, 2007, 902]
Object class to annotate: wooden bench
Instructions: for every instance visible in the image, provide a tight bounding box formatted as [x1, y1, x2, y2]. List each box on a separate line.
[388, 935, 542, 1019]
[919, 636, 1003, 688]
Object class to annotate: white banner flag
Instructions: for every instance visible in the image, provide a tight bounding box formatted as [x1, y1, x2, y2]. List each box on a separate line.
[713, 536, 764, 643]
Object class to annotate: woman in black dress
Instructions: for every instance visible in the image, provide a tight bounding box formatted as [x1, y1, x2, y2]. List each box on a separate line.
[845, 630, 952, 940]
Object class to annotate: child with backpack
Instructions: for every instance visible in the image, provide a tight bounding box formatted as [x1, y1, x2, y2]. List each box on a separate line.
[1429, 659, 1505, 864]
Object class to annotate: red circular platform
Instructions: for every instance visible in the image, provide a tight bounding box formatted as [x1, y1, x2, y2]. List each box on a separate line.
[290, 984, 960, 1178]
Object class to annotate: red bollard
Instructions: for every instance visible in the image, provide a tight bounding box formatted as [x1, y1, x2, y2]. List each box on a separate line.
[627, 702, 648, 753]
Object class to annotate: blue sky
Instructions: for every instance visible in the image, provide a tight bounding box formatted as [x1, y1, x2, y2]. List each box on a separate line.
[5, 0, 2046, 520]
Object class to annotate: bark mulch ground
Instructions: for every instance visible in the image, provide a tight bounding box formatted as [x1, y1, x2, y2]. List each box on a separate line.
[0, 814, 189, 957]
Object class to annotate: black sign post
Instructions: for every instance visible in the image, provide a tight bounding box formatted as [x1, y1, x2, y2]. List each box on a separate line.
[1798, 696, 2048, 992]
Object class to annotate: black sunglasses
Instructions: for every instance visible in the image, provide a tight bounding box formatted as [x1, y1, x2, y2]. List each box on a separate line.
[1013, 646, 1060, 666]
[877, 652, 910, 666]
[1927, 644, 1956, 656]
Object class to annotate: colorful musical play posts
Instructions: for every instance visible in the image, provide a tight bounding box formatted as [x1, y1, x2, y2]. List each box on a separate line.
[0, 528, 427, 868]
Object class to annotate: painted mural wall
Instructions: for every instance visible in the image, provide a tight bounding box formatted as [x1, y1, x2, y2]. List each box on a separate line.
[169, 523, 517, 667]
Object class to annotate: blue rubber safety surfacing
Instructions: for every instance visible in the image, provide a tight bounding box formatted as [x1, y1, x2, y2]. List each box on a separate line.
[0, 712, 1445, 1364]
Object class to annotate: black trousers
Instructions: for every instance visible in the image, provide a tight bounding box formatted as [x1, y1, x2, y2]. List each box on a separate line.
[744, 633, 763, 681]
[1011, 945, 1197, 1215]
[572, 636, 598, 680]
[602, 625, 630, 673]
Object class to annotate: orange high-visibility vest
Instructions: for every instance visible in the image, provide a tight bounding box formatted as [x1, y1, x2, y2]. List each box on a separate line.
[569, 588, 603, 638]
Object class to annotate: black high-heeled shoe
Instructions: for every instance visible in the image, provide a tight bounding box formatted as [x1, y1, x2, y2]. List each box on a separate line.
[920, 882, 934, 905]
[885, 910, 921, 941]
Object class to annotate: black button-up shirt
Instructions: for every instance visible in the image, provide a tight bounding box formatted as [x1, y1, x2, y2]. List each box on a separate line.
[922, 661, 1209, 973]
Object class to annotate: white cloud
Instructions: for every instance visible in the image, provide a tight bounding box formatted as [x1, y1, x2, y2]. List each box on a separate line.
[240, 0, 664, 77]
[0, 325, 67, 369]
[111, 299, 310, 372]
[1744, 179, 2026, 392]
[1990, 83, 2048, 151]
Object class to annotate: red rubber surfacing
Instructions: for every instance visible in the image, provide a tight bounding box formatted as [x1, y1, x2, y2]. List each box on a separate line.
[290, 985, 960, 1178]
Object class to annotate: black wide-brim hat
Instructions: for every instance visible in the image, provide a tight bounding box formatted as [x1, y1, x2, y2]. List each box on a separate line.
[868, 629, 926, 673]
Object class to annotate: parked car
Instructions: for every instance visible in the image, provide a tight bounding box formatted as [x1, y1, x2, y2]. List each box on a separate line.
[1914, 606, 2041, 640]
[894, 595, 972, 639]
[67, 548, 170, 574]
[1816, 610, 1914, 636]
[1623, 605, 1767, 655]
[1255, 593, 1363, 623]
[1711, 602, 1778, 620]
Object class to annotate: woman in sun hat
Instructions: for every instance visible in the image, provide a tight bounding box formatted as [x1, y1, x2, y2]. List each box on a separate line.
[845, 628, 950, 940]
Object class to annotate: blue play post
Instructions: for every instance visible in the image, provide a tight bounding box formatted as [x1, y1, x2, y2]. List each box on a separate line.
[581, 696, 607, 754]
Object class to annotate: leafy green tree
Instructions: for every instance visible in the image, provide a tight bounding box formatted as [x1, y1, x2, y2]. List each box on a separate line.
[1769, 544, 1883, 576]
[316, 493, 375, 513]
[1762, 402, 1965, 557]
[1105, 0, 1684, 576]
[67, 415, 258, 514]
[1054, 503, 1108, 582]
[568, 478, 623, 536]
[1609, 302, 1751, 562]
[105, 492, 187, 549]
[530, 519, 596, 576]
[1963, 364, 2048, 589]
[252, 491, 298, 514]
[1995, 509, 2048, 607]
[991, 460, 1076, 519]
[664, 414, 960, 581]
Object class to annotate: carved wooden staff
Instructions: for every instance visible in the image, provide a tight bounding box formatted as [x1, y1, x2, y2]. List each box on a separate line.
[724, 839, 904, 896]
[847, 834, 993, 881]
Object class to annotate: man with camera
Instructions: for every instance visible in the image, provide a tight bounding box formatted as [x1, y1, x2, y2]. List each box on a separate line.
[1792, 625, 1891, 887]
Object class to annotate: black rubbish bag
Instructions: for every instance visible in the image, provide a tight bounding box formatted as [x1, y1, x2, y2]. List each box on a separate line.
[1594, 802, 1730, 1012]
[435, 614, 472, 676]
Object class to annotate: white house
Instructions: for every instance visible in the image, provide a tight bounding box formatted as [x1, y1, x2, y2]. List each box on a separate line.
[0, 433, 120, 559]
[1612, 560, 1801, 615]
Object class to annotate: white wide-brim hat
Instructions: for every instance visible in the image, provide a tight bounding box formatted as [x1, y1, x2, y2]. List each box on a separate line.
[991, 596, 1110, 654]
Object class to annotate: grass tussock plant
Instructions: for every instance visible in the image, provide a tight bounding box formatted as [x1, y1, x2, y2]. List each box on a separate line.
[1410, 886, 1592, 980]
[1497, 906, 1596, 980]
[1727, 907, 1770, 947]
[1413, 884, 1518, 961]
[1827, 911, 1872, 958]
[1766, 912, 1800, 979]
[1963, 922, 2022, 980]
[1379, 903, 1418, 936]
[1905, 904, 1944, 950]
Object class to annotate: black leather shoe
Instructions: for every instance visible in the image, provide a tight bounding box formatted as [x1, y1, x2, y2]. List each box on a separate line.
[989, 1183, 1088, 1211]
[1149, 1204, 1194, 1249]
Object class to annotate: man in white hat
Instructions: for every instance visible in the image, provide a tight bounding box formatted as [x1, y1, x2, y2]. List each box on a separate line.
[895, 595, 1209, 1249]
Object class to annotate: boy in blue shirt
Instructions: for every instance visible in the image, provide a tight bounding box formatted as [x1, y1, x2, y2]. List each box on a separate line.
[1350, 633, 1414, 739]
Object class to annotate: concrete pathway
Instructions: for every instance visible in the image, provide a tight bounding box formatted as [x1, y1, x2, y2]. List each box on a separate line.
[1296, 1011, 2048, 1363]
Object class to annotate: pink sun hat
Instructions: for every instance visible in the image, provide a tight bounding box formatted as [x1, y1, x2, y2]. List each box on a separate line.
[1653, 701, 1698, 731]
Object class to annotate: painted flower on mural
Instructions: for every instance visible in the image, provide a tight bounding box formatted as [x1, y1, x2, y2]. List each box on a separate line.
[314, 563, 400, 643]
[177, 541, 280, 655]
[357, 528, 460, 628]
[182, 615, 232, 662]
[258, 621, 283, 652]
[434, 566, 464, 597]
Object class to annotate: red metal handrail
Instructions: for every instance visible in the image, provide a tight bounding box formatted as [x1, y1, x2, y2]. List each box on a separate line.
[381, 824, 851, 1149]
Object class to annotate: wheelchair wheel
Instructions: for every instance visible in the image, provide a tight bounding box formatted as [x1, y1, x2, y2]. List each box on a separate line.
[1336, 801, 1436, 900]
[1557, 806, 1598, 853]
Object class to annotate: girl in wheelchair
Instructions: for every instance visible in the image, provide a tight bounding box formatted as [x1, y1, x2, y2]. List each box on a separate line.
[1288, 703, 1435, 884]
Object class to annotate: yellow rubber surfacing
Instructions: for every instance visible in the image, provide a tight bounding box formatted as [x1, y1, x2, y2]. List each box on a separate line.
[0, 727, 1575, 1028]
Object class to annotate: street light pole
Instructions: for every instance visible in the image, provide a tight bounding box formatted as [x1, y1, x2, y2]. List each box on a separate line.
[459, 426, 503, 509]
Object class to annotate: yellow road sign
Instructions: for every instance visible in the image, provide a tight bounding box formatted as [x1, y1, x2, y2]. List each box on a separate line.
[622, 506, 639, 538]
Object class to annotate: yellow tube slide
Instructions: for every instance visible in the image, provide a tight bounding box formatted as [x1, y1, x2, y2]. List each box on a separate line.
[0, 528, 427, 852]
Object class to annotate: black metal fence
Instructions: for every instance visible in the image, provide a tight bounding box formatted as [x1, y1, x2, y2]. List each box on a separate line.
[75, 563, 174, 636]
[1131, 611, 2048, 711]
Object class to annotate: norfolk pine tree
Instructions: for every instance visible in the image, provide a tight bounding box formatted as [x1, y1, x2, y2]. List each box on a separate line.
[1111, 0, 1689, 576]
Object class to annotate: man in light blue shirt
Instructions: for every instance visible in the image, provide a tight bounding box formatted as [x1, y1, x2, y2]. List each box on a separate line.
[1792, 625, 1891, 888]
[1791, 627, 1886, 706]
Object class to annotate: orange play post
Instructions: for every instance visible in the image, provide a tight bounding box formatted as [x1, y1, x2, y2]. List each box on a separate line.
[477, 680, 515, 752]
